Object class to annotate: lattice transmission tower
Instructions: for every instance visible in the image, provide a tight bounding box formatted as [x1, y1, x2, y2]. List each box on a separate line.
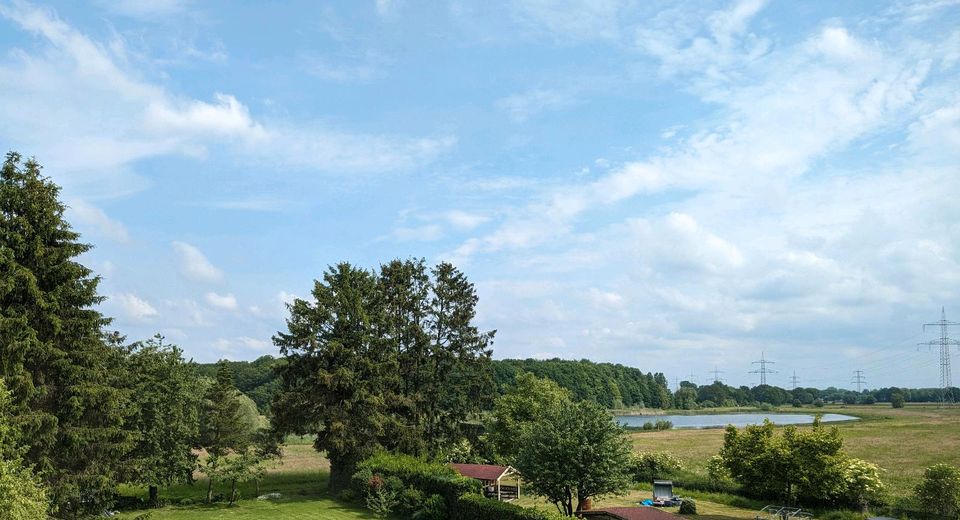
[851, 370, 866, 393]
[750, 352, 776, 385]
[919, 308, 960, 398]
[789, 370, 800, 390]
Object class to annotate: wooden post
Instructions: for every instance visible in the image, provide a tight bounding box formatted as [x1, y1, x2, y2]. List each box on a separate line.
[497, 476, 501, 501]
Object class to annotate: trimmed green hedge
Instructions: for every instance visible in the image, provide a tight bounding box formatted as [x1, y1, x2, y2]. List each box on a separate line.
[455, 493, 566, 520]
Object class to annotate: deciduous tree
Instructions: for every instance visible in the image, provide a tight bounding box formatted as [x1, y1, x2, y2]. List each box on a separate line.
[120, 335, 201, 505]
[514, 399, 632, 516]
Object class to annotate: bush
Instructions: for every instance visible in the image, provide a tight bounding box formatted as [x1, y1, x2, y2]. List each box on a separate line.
[631, 452, 683, 483]
[412, 494, 446, 520]
[655, 419, 673, 431]
[813, 398, 825, 408]
[914, 463, 960, 519]
[355, 453, 478, 517]
[890, 393, 905, 409]
[679, 498, 697, 515]
[642, 421, 655, 431]
[455, 493, 565, 519]
[792, 400, 803, 408]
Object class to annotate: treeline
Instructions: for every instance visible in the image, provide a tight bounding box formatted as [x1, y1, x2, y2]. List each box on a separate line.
[206, 355, 958, 414]
[492, 358, 671, 409]
[674, 380, 960, 409]
[199, 357, 673, 412]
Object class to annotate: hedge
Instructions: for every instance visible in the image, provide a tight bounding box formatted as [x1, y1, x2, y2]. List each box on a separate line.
[355, 453, 560, 520]
[455, 493, 566, 520]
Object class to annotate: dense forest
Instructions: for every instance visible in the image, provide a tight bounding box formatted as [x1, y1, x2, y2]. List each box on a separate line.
[199, 356, 958, 414]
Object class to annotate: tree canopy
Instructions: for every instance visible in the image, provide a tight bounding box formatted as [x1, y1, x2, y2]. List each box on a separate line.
[271, 259, 494, 491]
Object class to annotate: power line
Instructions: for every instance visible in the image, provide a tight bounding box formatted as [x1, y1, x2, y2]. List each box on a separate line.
[851, 369, 866, 393]
[708, 366, 724, 384]
[750, 352, 777, 386]
[789, 370, 800, 390]
[919, 307, 960, 401]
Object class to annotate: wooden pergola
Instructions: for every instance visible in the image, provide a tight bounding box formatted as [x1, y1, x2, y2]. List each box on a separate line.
[449, 463, 521, 501]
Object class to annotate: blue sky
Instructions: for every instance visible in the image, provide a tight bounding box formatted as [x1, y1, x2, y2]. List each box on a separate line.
[1, 0, 958, 389]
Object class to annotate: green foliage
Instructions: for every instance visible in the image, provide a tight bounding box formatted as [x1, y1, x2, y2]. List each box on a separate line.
[196, 355, 280, 413]
[706, 454, 734, 487]
[719, 418, 885, 508]
[914, 463, 960, 519]
[514, 398, 633, 516]
[455, 493, 566, 520]
[365, 485, 399, 518]
[655, 419, 673, 431]
[0, 380, 48, 519]
[120, 335, 201, 500]
[891, 392, 905, 409]
[492, 358, 671, 409]
[842, 458, 886, 510]
[354, 452, 477, 510]
[272, 260, 495, 491]
[630, 451, 683, 483]
[412, 494, 446, 520]
[679, 498, 698, 515]
[487, 371, 572, 463]
[199, 362, 265, 503]
[0, 152, 131, 516]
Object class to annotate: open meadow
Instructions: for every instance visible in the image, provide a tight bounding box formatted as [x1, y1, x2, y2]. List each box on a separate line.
[629, 403, 960, 497]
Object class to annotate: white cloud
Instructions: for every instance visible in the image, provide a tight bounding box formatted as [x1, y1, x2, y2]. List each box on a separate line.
[114, 292, 158, 321]
[204, 291, 238, 311]
[67, 199, 130, 242]
[0, 3, 454, 199]
[172, 241, 224, 283]
[444, 210, 489, 230]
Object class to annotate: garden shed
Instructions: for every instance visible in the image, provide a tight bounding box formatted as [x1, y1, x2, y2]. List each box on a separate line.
[449, 463, 521, 501]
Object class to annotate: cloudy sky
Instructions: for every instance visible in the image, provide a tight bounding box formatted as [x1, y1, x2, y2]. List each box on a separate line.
[1, 0, 958, 389]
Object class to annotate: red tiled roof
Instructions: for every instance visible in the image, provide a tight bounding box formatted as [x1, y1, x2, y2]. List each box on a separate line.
[590, 507, 680, 520]
[449, 463, 510, 481]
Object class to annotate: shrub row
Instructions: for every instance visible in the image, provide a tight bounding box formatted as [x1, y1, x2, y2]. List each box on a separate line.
[455, 493, 566, 520]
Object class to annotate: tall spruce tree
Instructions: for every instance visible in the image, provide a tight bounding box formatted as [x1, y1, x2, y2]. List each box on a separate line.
[271, 260, 494, 491]
[0, 152, 130, 517]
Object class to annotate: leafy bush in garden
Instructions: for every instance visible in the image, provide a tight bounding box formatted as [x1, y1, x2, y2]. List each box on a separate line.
[630, 451, 684, 483]
[914, 463, 960, 519]
[718, 418, 886, 508]
[679, 498, 697, 515]
[455, 493, 566, 519]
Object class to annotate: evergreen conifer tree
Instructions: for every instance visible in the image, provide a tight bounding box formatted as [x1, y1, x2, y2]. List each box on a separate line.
[0, 152, 130, 517]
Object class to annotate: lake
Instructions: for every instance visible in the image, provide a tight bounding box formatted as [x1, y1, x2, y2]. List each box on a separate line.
[616, 413, 859, 429]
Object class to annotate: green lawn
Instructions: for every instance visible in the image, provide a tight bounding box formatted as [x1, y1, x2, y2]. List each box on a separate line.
[115, 452, 374, 519]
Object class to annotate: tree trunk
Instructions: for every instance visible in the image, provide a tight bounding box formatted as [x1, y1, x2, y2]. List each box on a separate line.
[148, 485, 158, 506]
[230, 479, 237, 505]
[207, 477, 214, 503]
[256, 478, 261, 496]
[329, 456, 358, 493]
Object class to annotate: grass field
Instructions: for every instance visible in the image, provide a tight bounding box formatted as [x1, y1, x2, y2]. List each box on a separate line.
[116, 404, 959, 518]
[115, 444, 371, 519]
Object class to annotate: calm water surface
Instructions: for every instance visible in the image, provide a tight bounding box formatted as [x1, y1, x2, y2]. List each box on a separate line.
[616, 413, 858, 429]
